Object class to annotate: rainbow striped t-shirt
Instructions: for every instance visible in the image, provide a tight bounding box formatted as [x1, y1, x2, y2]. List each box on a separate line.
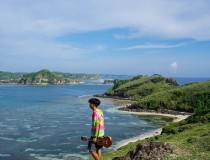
[91, 108, 105, 137]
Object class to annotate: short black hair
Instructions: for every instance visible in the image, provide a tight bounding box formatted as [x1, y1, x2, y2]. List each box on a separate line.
[88, 98, 101, 107]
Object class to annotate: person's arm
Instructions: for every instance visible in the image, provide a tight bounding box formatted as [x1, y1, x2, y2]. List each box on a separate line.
[92, 110, 100, 142]
[92, 123, 99, 143]
[95, 123, 99, 137]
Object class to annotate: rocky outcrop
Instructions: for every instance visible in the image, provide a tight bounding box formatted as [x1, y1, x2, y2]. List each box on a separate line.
[0, 79, 19, 84]
[119, 104, 191, 115]
[113, 141, 172, 160]
[18, 77, 79, 85]
[103, 80, 115, 84]
[95, 94, 135, 101]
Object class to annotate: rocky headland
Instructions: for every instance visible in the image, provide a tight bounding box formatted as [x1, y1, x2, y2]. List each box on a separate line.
[118, 104, 191, 116]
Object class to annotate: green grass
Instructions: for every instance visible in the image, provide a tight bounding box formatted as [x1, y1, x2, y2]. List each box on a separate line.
[139, 81, 210, 112]
[90, 110, 210, 160]
[0, 71, 22, 80]
[23, 69, 63, 80]
[158, 122, 210, 160]
[92, 75, 210, 160]
[105, 75, 178, 99]
[105, 74, 210, 112]
[88, 120, 210, 160]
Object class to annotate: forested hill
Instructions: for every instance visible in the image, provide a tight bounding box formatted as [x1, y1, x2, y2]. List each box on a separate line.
[0, 69, 100, 84]
[103, 74, 210, 113]
[104, 74, 179, 99]
[19, 69, 80, 85]
[0, 71, 23, 80]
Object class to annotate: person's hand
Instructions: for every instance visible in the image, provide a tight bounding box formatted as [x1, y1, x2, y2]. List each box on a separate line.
[92, 137, 97, 143]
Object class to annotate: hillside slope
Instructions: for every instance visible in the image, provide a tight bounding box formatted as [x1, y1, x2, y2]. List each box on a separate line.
[105, 75, 210, 113]
[92, 75, 210, 160]
[104, 74, 178, 100]
[19, 69, 70, 84]
[97, 110, 210, 160]
[0, 71, 22, 80]
[138, 80, 210, 112]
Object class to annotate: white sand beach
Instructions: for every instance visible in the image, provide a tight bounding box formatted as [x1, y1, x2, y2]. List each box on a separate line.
[114, 128, 162, 150]
[99, 97, 191, 150]
[113, 104, 190, 150]
[117, 109, 190, 122]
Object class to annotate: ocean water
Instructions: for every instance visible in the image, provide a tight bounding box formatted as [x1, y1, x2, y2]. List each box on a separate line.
[0, 77, 209, 160]
[0, 84, 171, 160]
[173, 77, 210, 85]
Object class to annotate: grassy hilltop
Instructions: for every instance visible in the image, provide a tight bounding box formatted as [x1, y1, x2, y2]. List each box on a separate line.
[92, 75, 210, 160]
[104, 74, 210, 113]
[19, 69, 81, 85]
[105, 74, 178, 98]
[20, 69, 64, 84]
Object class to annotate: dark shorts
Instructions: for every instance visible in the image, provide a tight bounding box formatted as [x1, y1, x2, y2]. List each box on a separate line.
[88, 138, 103, 152]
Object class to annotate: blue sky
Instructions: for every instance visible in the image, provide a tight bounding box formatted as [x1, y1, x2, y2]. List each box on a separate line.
[0, 0, 210, 77]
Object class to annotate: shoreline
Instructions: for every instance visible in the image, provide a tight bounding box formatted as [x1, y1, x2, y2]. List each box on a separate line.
[113, 128, 162, 150]
[117, 108, 190, 122]
[94, 97, 191, 153]
[99, 98, 190, 151]
[112, 108, 190, 150]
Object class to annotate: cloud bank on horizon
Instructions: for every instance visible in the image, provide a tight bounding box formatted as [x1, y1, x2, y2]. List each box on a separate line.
[0, 0, 210, 77]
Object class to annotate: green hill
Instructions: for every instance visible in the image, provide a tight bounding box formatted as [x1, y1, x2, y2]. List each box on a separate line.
[105, 74, 178, 100]
[138, 80, 210, 112]
[96, 75, 210, 160]
[0, 70, 102, 84]
[0, 71, 22, 80]
[19, 69, 66, 84]
[96, 110, 210, 160]
[104, 75, 210, 113]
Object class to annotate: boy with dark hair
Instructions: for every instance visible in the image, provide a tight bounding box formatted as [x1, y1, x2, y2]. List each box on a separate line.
[88, 98, 105, 160]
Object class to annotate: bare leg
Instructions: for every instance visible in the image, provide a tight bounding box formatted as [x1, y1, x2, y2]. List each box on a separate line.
[90, 151, 100, 160]
[97, 149, 102, 159]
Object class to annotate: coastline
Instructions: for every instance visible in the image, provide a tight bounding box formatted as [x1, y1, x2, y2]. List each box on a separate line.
[98, 97, 190, 151]
[113, 107, 189, 150]
[113, 128, 162, 150]
[117, 108, 190, 122]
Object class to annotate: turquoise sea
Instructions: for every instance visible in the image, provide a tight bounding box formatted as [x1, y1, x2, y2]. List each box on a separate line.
[0, 77, 209, 160]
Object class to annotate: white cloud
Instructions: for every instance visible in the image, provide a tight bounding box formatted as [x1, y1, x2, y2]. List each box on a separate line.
[0, 0, 210, 74]
[91, 45, 107, 52]
[0, 0, 210, 40]
[0, 38, 85, 58]
[171, 61, 178, 73]
[121, 43, 185, 50]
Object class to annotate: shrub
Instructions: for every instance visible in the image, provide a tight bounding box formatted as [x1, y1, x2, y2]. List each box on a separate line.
[162, 123, 178, 134]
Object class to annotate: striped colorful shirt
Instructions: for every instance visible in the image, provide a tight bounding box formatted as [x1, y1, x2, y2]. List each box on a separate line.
[91, 108, 105, 137]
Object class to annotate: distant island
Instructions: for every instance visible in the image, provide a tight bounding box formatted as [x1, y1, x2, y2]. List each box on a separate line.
[0, 69, 133, 85]
[0, 69, 100, 85]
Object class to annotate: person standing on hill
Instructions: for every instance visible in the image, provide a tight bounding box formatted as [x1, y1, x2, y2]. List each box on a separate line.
[88, 98, 105, 160]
